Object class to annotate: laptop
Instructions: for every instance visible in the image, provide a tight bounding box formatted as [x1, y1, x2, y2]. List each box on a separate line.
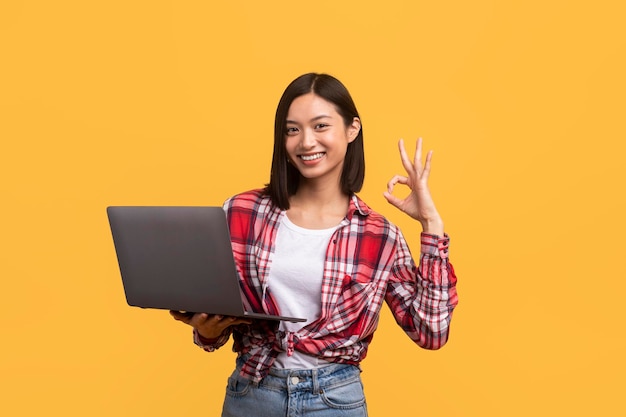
[107, 206, 306, 322]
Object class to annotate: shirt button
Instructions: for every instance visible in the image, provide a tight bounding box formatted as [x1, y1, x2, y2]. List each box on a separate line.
[290, 376, 300, 385]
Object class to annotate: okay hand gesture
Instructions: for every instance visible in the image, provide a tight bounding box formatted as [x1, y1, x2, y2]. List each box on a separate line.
[383, 138, 445, 236]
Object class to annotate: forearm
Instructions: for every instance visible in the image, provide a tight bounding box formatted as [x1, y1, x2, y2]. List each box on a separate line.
[387, 233, 458, 349]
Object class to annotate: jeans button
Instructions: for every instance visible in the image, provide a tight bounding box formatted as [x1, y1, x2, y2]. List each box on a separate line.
[290, 376, 300, 385]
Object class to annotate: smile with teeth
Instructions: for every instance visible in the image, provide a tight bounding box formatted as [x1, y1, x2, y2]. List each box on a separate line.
[299, 152, 325, 161]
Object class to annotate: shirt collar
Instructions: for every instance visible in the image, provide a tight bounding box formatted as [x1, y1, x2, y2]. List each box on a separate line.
[347, 194, 371, 220]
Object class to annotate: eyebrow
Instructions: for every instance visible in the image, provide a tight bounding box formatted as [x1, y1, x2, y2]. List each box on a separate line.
[286, 115, 332, 124]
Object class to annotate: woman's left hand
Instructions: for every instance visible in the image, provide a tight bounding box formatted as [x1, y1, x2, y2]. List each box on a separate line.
[383, 138, 445, 236]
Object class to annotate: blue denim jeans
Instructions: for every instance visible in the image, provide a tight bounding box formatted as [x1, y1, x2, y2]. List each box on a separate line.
[221, 356, 368, 417]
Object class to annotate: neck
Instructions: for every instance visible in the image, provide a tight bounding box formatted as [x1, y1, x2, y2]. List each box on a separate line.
[290, 181, 349, 209]
[286, 182, 351, 229]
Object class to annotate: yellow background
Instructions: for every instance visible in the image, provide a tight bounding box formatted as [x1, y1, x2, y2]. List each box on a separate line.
[1, 1, 624, 415]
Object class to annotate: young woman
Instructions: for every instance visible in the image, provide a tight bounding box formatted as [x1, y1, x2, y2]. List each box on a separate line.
[171, 73, 458, 416]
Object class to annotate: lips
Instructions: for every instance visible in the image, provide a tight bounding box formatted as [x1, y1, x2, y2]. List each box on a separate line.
[299, 152, 325, 161]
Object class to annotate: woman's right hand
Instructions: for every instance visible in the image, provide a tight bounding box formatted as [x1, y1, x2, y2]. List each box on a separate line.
[169, 311, 252, 339]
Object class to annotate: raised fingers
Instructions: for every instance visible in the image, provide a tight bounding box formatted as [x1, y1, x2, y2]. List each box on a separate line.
[398, 139, 415, 174]
[422, 149, 433, 180]
[409, 138, 434, 181]
[413, 137, 423, 170]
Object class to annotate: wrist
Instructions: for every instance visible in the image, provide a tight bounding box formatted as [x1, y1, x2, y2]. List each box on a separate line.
[420, 219, 444, 236]
[196, 329, 220, 344]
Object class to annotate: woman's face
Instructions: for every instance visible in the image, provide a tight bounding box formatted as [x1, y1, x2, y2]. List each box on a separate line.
[284, 93, 361, 187]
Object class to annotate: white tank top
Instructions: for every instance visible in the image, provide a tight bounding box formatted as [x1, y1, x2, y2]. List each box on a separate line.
[270, 214, 339, 369]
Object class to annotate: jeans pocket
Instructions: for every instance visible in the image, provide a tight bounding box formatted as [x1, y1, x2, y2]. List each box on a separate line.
[320, 378, 366, 410]
[225, 374, 251, 398]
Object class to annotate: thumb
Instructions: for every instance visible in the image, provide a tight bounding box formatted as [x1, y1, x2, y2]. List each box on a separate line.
[383, 191, 403, 210]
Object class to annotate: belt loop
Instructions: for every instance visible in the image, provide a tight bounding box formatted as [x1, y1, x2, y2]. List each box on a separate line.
[312, 368, 320, 395]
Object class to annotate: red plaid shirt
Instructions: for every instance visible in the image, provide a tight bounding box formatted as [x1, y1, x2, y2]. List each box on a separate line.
[194, 189, 458, 382]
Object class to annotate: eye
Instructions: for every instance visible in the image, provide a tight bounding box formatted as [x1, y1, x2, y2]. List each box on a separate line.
[315, 123, 329, 130]
[285, 126, 299, 136]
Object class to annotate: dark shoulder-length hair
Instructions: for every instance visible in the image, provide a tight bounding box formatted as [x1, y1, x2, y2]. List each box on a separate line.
[265, 73, 365, 210]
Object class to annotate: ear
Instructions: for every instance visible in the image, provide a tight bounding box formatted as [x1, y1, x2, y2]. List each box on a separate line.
[347, 117, 361, 143]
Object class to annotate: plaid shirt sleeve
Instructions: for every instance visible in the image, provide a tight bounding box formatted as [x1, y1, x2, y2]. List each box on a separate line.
[192, 328, 232, 352]
[385, 230, 458, 349]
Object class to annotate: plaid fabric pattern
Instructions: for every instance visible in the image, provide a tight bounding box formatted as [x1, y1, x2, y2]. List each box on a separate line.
[194, 189, 458, 382]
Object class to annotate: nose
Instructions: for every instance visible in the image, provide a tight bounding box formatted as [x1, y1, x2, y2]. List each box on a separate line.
[301, 128, 316, 149]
